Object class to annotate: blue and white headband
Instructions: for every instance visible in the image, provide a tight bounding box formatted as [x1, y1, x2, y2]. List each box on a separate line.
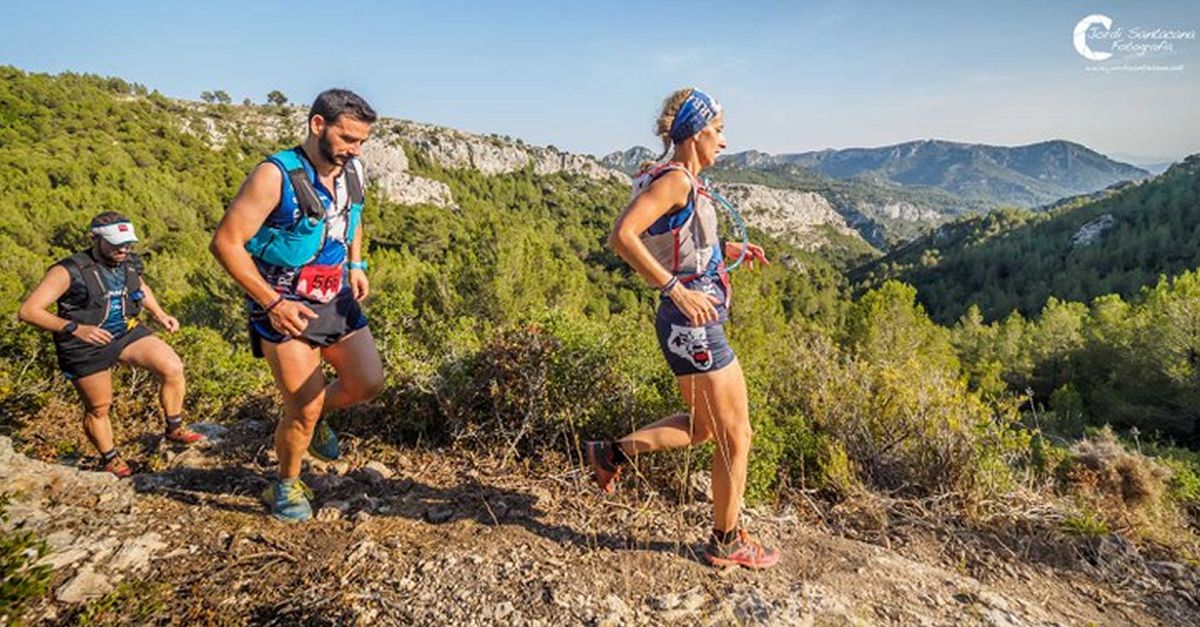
[669, 89, 722, 143]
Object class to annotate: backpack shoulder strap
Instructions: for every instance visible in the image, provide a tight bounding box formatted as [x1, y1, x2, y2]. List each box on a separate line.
[345, 158, 365, 205]
[269, 147, 305, 172]
[57, 250, 101, 304]
[68, 250, 97, 272]
[266, 147, 325, 221]
[640, 162, 698, 214]
[56, 253, 86, 291]
[123, 253, 143, 291]
[642, 161, 693, 179]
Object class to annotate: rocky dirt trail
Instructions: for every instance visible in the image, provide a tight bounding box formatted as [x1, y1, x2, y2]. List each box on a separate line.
[2, 419, 1198, 626]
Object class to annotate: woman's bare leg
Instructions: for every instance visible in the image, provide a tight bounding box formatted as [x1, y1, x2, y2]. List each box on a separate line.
[614, 359, 750, 530]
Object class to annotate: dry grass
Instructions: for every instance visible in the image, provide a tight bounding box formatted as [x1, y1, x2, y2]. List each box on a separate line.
[1065, 426, 1170, 510]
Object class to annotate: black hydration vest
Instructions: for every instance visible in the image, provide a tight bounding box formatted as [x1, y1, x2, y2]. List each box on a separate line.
[53, 250, 144, 345]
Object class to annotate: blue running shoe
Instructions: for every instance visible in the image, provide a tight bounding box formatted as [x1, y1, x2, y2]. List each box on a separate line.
[261, 478, 314, 522]
[308, 418, 341, 462]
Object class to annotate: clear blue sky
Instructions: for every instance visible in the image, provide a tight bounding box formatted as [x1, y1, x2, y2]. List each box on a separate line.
[2, 1, 1198, 161]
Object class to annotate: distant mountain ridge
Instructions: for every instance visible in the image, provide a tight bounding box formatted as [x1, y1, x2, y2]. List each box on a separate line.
[598, 146, 658, 174]
[722, 139, 1150, 208]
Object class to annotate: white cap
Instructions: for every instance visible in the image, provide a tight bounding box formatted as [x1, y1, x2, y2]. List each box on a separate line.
[91, 222, 138, 246]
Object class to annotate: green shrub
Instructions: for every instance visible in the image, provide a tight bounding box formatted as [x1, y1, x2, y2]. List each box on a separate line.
[758, 286, 1028, 499]
[1046, 384, 1087, 437]
[1139, 441, 1200, 526]
[1062, 508, 1111, 536]
[439, 310, 673, 458]
[166, 326, 271, 418]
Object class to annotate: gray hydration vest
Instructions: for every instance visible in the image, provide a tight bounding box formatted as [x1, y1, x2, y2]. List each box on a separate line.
[633, 162, 721, 278]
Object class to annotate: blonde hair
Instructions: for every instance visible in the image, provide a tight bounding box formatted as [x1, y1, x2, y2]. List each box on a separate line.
[640, 88, 695, 171]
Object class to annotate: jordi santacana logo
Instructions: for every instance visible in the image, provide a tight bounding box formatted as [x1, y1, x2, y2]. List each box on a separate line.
[1073, 13, 1193, 72]
[1073, 14, 1114, 61]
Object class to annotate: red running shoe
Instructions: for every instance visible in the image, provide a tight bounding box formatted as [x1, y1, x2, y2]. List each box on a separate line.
[704, 529, 781, 570]
[584, 441, 622, 494]
[164, 426, 206, 445]
[103, 456, 133, 479]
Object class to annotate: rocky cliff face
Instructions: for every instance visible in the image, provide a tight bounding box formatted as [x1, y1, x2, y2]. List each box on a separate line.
[1071, 213, 1117, 248]
[873, 200, 942, 222]
[388, 120, 627, 183]
[716, 183, 863, 250]
[179, 104, 628, 211]
[359, 136, 457, 209]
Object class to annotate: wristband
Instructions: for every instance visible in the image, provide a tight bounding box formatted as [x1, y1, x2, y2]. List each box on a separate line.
[63, 321, 79, 335]
[263, 294, 284, 314]
[348, 260, 368, 271]
[659, 276, 679, 297]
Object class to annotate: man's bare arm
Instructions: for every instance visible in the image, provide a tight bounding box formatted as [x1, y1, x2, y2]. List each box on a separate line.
[210, 163, 285, 307]
[18, 266, 114, 345]
[18, 265, 74, 333]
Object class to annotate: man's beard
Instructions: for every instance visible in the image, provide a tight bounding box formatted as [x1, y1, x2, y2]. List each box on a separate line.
[318, 132, 347, 166]
[96, 243, 124, 265]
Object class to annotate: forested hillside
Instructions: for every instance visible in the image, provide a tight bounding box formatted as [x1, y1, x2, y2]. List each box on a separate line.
[0, 65, 846, 478]
[853, 157, 1200, 324]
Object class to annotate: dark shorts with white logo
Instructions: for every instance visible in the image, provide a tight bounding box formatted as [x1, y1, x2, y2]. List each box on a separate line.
[248, 288, 368, 358]
[654, 276, 736, 377]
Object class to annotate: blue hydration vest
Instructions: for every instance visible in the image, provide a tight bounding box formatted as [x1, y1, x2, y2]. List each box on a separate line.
[245, 147, 364, 269]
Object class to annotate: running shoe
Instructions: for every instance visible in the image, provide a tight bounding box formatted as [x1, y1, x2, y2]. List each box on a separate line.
[704, 528, 781, 570]
[102, 456, 133, 479]
[308, 418, 341, 462]
[260, 478, 314, 522]
[584, 441, 622, 494]
[164, 425, 206, 445]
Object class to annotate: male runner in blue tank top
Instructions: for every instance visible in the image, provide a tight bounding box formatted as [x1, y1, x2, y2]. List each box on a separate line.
[211, 89, 384, 522]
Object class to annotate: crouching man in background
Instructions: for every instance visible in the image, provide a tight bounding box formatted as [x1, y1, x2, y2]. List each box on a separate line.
[18, 212, 205, 477]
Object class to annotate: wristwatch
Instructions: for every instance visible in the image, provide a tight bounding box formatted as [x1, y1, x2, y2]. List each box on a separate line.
[63, 321, 79, 335]
[348, 260, 368, 271]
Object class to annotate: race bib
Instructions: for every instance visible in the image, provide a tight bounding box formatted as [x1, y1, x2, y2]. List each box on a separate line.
[295, 264, 342, 303]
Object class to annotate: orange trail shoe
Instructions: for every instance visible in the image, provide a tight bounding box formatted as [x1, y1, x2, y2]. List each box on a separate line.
[164, 425, 206, 445]
[584, 441, 622, 494]
[102, 455, 133, 479]
[704, 529, 781, 570]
